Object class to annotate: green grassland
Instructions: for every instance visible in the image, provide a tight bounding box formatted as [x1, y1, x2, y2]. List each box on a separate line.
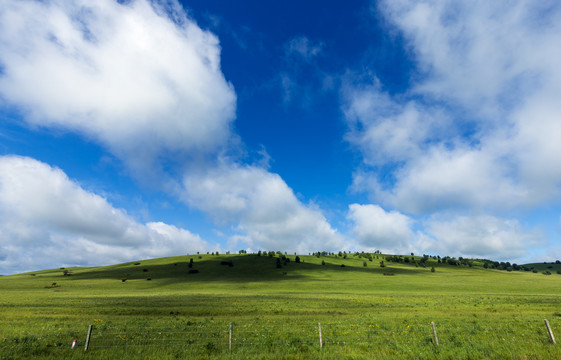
[1, 253, 561, 359]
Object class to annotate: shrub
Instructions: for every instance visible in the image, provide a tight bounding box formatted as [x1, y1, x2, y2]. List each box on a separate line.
[543, 270, 552, 275]
[431, 267, 435, 273]
[143, 268, 148, 272]
[295, 256, 301, 263]
[321, 260, 325, 265]
[146, 277, 151, 281]
[380, 261, 385, 268]
[363, 261, 367, 267]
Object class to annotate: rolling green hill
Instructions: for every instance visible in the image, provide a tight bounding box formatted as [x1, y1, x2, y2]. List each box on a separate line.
[1, 253, 560, 359]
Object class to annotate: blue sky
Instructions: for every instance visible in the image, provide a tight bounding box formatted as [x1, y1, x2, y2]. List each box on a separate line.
[1, 0, 561, 274]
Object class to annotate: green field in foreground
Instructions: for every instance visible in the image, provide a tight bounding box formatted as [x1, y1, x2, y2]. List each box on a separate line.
[1, 253, 561, 359]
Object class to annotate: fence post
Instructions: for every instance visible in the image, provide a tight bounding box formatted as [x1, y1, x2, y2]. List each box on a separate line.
[229, 322, 233, 352]
[318, 322, 323, 349]
[84, 325, 93, 351]
[431, 322, 439, 346]
[545, 319, 556, 344]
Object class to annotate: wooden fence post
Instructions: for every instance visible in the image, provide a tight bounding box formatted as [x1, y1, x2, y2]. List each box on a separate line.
[545, 319, 556, 344]
[229, 322, 233, 352]
[431, 322, 439, 346]
[318, 322, 323, 349]
[84, 325, 93, 351]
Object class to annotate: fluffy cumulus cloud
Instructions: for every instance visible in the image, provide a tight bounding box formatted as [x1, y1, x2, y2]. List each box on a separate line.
[0, 156, 206, 274]
[0, 0, 346, 270]
[0, 0, 236, 172]
[347, 204, 414, 253]
[381, 0, 561, 116]
[420, 215, 537, 260]
[344, 0, 561, 213]
[342, 0, 561, 258]
[182, 164, 345, 253]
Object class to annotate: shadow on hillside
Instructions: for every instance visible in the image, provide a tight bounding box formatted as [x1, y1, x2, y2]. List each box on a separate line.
[66, 255, 432, 284]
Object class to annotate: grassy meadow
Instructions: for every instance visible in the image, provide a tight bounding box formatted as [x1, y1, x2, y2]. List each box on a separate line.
[1, 253, 561, 359]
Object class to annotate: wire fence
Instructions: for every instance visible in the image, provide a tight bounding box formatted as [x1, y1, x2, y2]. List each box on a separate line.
[7, 319, 556, 349]
[2, 318, 558, 357]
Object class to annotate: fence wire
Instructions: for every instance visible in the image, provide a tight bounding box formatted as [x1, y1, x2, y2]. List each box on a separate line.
[2, 318, 558, 354]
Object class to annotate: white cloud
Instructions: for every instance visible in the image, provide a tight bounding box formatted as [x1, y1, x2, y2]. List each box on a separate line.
[0, 1, 347, 266]
[380, 0, 561, 116]
[0, 0, 236, 173]
[340, 1, 561, 260]
[352, 145, 530, 215]
[0, 156, 206, 274]
[344, 0, 561, 215]
[182, 163, 345, 252]
[347, 204, 414, 253]
[343, 81, 448, 166]
[421, 214, 539, 260]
